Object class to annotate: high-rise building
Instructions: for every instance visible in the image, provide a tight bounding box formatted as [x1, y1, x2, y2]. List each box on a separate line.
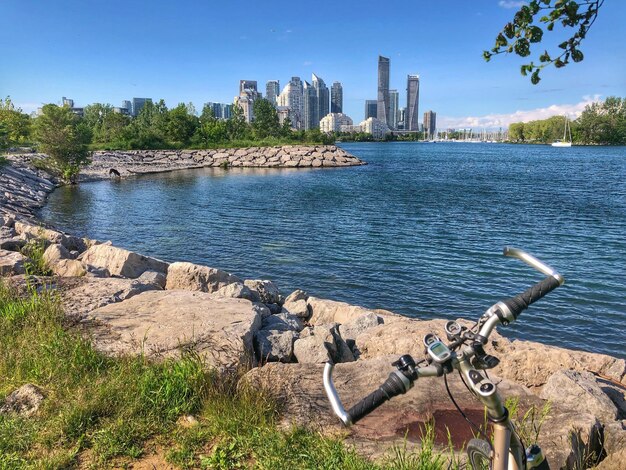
[277, 77, 304, 129]
[360, 117, 391, 140]
[121, 100, 132, 114]
[312, 74, 329, 125]
[62, 97, 74, 108]
[205, 102, 231, 120]
[389, 89, 399, 130]
[302, 81, 318, 130]
[266, 80, 280, 105]
[320, 113, 353, 133]
[235, 80, 260, 123]
[365, 100, 377, 120]
[331, 82, 343, 113]
[406, 74, 420, 132]
[132, 98, 152, 117]
[397, 107, 406, 130]
[424, 110, 437, 139]
[377, 55, 391, 128]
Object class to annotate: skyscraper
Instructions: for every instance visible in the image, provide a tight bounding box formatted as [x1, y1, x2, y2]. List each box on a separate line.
[266, 80, 280, 105]
[312, 73, 329, 122]
[331, 82, 343, 113]
[132, 98, 152, 117]
[62, 97, 74, 108]
[121, 100, 132, 114]
[406, 75, 420, 132]
[377, 55, 391, 128]
[397, 107, 406, 130]
[424, 110, 437, 139]
[235, 80, 260, 123]
[302, 81, 318, 130]
[365, 100, 377, 119]
[389, 89, 399, 130]
[277, 77, 304, 129]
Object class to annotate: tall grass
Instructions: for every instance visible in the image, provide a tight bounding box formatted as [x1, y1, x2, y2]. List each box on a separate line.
[0, 280, 458, 468]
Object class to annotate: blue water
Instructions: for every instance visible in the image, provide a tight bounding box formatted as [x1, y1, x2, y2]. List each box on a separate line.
[41, 143, 626, 359]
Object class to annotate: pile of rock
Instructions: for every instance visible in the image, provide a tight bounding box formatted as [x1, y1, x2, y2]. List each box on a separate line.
[80, 145, 366, 180]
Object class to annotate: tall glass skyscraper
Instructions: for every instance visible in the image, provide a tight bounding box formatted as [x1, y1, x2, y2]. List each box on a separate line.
[302, 81, 318, 130]
[365, 100, 377, 120]
[406, 74, 420, 132]
[377, 56, 391, 127]
[389, 89, 399, 130]
[331, 81, 343, 113]
[312, 74, 329, 122]
[266, 80, 280, 105]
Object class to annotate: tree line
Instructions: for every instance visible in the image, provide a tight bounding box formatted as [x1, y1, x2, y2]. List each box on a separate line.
[0, 97, 333, 182]
[508, 96, 625, 145]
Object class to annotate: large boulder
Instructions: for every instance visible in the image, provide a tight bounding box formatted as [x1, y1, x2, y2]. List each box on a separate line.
[283, 289, 310, 319]
[215, 282, 260, 302]
[261, 312, 304, 332]
[166, 261, 240, 293]
[244, 280, 282, 304]
[307, 296, 387, 325]
[43, 243, 86, 277]
[254, 330, 297, 363]
[540, 370, 619, 422]
[80, 244, 169, 279]
[293, 323, 353, 364]
[86, 290, 262, 370]
[14, 222, 86, 252]
[0, 249, 27, 276]
[60, 276, 162, 318]
[338, 311, 383, 353]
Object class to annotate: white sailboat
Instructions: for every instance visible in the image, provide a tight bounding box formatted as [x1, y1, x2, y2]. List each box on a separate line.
[552, 116, 573, 147]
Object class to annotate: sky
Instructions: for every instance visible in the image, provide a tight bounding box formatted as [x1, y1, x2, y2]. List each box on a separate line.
[1, 0, 625, 129]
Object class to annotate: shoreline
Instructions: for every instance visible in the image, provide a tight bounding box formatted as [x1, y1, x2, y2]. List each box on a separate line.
[2, 147, 626, 465]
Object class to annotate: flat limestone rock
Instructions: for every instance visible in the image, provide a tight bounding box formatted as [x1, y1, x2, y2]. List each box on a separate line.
[0, 249, 27, 276]
[80, 244, 168, 278]
[86, 290, 262, 370]
[307, 296, 385, 325]
[166, 261, 241, 293]
[60, 276, 161, 318]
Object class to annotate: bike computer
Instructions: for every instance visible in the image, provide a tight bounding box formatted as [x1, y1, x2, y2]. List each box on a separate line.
[427, 340, 452, 363]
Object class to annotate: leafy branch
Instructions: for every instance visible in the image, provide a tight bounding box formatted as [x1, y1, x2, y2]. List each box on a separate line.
[484, 0, 604, 84]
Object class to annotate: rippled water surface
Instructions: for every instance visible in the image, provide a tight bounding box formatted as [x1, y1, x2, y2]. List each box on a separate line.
[42, 143, 626, 358]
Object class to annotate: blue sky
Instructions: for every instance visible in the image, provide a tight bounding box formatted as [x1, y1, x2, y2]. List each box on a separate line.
[1, 0, 624, 128]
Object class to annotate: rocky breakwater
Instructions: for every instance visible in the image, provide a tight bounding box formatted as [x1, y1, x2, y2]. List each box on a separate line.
[1, 219, 625, 468]
[80, 145, 365, 180]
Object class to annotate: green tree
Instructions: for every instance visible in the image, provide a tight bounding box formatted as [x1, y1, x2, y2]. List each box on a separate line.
[485, 0, 604, 84]
[576, 96, 625, 145]
[252, 99, 280, 139]
[98, 111, 131, 144]
[32, 104, 91, 183]
[226, 104, 249, 141]
[167, 103, 199, 144]
[0, 96, 31, 147]
[192, 105, 227, 146]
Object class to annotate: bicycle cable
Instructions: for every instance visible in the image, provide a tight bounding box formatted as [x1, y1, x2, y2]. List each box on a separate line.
[443, 373, 494, 452]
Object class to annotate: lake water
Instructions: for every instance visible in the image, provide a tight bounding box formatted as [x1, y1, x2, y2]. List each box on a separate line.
[41, 143, 626, 359]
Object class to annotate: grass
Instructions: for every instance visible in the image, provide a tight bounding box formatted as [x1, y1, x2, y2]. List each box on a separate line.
[20, 237, 52, 276]
[0, 280, 460, 469]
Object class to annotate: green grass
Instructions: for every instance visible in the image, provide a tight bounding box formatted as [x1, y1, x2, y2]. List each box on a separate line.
[0, 280, 459, 469]
[20, 237, 52, 277]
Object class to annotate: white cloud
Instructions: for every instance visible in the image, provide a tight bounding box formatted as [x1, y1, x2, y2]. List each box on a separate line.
[438, 95, 601, 129]
[498, 0, 527, 9]
[303, 60, 313, 66]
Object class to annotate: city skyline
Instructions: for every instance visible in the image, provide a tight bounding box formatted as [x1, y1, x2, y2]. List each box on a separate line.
[2, 1, 624, 129]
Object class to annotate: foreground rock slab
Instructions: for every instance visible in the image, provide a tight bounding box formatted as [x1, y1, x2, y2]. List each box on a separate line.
[86, 290, 262, 369]
[80, 244, 169, 278]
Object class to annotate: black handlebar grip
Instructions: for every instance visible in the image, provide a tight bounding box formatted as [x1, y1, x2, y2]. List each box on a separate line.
[502, 276, 561, 319]
[347, 387, 390, 424]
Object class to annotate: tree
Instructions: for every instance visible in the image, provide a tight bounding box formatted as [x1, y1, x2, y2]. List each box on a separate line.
[0, 96, 31, 147]
[226, 104, 249, 141]
[485, 0, 604, 84]
[252, 99, 280, 139]
[167, 103, 199, 144]
[32, 104, 91, 183]
[192, 105, 227, 146]
[576, 96, 625, 145]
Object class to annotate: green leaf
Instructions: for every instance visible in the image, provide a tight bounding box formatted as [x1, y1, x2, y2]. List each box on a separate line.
[514, 38, 531, 57]
[531, 70, 541, 85]
[496, 33, 508, 48]
[528, 26, 544, 43]
[571, 49, 584, 62]
[483, 51, 493, 62]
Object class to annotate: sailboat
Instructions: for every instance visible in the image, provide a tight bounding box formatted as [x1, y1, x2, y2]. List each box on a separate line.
[552, 116, 573, 147]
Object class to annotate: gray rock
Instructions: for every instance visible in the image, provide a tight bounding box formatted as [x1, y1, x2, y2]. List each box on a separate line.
[166, 261, 240, 293]
[262, 312, 304, 332]
[0, 236, 26, 252]
[315, 323, 354, 363]
[292, 323, 353, 364]
[283, 289, 310, 319]
[339, 312, 382, 350]
[0, 249, 27, 276]
[0, 384, 45, 417]
[252, 302, 272, 319]
[215, 282, 260, 302]
[540, 369, 619, 422]
[254, 330, 297, 363]
[244, 279, 282, 304]
[81, 244, 168, 278]
[43, 243, 71, 265]
[84, 264, 111, 278]
[0, 226, 16, 239]
[137, 270, 167, 289]
[266, 302, 282, 315]
[87, 290, 262, 370]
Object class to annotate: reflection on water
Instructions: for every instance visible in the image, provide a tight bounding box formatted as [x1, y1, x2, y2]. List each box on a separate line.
[41, 143, 626, 358]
